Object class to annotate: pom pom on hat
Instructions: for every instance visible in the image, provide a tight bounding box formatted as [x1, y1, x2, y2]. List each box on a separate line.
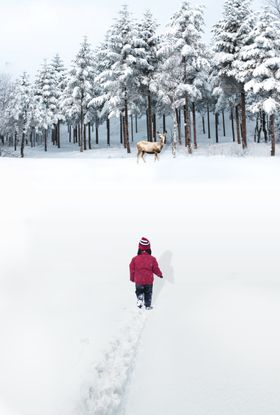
[138, 237, 151, 250]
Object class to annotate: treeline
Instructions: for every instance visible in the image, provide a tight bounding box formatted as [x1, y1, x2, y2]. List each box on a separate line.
[0, 0, 279, 157]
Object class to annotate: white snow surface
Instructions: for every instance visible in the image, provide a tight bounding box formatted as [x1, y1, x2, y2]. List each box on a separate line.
[1, 148, 280, 415]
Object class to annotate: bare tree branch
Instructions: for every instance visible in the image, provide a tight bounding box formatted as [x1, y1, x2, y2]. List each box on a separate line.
[267, 0, 280, 17]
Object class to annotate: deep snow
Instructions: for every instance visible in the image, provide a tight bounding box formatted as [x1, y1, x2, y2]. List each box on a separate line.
[1, 154, 280, 415]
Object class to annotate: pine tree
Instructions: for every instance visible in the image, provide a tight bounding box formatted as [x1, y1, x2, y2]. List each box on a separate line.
[34, 60, 58, 150]
[157, 1, 209, 153]
[61, 37, 95, 152]
[213, 0, 254, 149]
[0, 73, 14, 149]
[136, 10, 159, 141]
[50, 54, 66, 148]
[244, 8, 280, 156]
[90, 5, 146, 153]
[9, 72, 32, 157]
[87, 43, 111, 148]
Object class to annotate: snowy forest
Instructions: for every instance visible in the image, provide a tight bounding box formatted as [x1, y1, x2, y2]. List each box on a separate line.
[1, 0, 280, 157]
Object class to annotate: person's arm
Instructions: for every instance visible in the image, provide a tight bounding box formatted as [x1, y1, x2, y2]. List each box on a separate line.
[153, 258, 163, 278]
[129, 258, 135, 282]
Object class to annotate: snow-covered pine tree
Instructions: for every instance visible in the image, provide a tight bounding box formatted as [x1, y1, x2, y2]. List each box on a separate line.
[90, 5, 146, 153]
[34, 60, 58, 151]
[9, 72, 32, 157]
[0, 73, 14, 150]
[244, 8, 280, 156]
[157, 1, 209, 153]
[189, 46, 211, 149]
[155, 35, 181, 140]
[152, 32, 176, 138]
[209, 62, 222, 143]
[195, 52, 215, 140]
[212, 0, 254, 149]
[61, 36, 95, 152]
[86, 43, 111, 148]
[60, 68, 80, 144]
[50, 54, 66, 148]
[210, 54, 241, 144]
[136, 10, 159, 141]
[30, 83, 54, 149]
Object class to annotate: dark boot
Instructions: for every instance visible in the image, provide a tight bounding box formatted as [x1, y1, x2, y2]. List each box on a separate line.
[144, 284, 153, 308]
[135, 285, 145, 308]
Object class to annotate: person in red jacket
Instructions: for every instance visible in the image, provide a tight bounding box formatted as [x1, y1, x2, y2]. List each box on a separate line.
[129, 237, 163, 309]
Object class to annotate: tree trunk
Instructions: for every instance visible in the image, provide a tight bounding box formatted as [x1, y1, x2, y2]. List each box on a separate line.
[44, 128, 48, 151]
[257, 112, 261, 143]
[254, 114, 259, 143]
[84, 122, 87, 150]
[57, 120, 61, 148]
[202, 115, 205, 134]
[163, 114, 166, 133]
[135, 114, 138, 133]
[51, 127, 55, 145]
[107, 118, 110, 146]
[123, 114, 126, 148]
[130, 114, 134, 142]
[192, 102, 197, 149]
[80, 118, 84, 152]
[146, 109, 149, 140]
[184, 96, 192, 153]
[240, 90, 247, 149]
[120, 115, 123, 144]
[231, 108, 235, 142]
[147, 93, 153, 141]
[207, 104, 211, 139]
[68, 124, 72, 143]
[95, 120, 99, 145]
[270, 114, 276, 156]
[30, 131, 33, 148]
[175, 109, 182, 145]
[153, 113, 156, 141]
[20, 131, 25, 158]
[262, 111, 268, 143]
[235, 105, 241, 144]
[215, 113, 219, 143]
[88, 123, 92, 149]
[124, 97, 131, 153]
[222, 110, 226, 137]
[78, 124, 81, 146]
[172, 110, 177, 158]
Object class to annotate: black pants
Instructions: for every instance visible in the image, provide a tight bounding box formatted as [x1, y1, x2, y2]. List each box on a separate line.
[135, 284, 153, 307]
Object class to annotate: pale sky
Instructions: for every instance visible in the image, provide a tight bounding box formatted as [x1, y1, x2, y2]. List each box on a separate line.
[1, 0, 264, 78]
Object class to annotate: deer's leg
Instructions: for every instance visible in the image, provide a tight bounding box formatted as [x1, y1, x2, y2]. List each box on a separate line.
[141, 151, 146, 163]
[137, 149, 141, 163]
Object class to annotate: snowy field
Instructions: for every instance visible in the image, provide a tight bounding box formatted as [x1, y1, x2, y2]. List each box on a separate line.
[1, 150, 280, 415]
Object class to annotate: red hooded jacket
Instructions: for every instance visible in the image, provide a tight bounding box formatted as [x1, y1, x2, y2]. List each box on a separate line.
[130, 251, 163, 285]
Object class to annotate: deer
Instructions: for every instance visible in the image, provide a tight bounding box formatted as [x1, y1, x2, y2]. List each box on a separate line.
[136, 132, 167, 163]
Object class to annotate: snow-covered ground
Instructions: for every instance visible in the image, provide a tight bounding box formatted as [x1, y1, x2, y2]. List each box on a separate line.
[1, 142, 280, 415]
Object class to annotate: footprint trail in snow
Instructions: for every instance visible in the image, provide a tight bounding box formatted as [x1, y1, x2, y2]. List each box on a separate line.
[79, 308, 148, 415]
